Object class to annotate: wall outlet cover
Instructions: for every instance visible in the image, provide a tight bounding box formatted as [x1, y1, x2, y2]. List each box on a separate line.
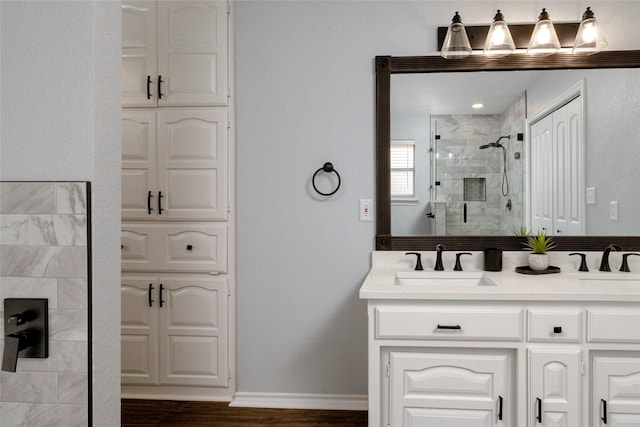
[359, 199, 373, 221]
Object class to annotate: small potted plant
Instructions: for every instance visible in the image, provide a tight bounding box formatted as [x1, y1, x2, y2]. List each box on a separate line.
[523, 230, 557, 271]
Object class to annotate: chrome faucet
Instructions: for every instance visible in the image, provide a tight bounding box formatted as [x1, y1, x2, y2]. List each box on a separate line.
[434, 244, 445, 271]
[599, 244, 623, 271]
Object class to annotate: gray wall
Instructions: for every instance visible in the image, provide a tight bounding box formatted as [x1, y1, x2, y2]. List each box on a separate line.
[1, 1, 121, 425]
[235, 0, 640, 396]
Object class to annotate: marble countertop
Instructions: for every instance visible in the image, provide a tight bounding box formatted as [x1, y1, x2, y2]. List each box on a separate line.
[359, 251, 640, 302]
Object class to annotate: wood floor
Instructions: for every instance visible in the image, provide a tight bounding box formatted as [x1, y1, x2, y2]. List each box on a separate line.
[121, 400, 368, 427]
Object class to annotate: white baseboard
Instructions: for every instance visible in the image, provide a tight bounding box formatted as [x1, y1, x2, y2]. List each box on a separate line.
[230, 392, 368, 411]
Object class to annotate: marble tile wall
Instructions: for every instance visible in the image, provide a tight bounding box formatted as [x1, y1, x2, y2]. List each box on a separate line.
[0, 182, 89, 427]
[432, 94, 526, 236]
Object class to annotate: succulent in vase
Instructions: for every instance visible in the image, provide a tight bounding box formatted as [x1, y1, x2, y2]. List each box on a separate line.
[523, 230, 557, 254]
[523, 230, 557, 271]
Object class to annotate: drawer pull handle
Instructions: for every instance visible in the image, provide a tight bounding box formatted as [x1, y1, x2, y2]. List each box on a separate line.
[498, 395, 503, 421]
[146, 75, 152, 99]
[159, 284, 165, 308]
[436, 324, 461, 330]
[553, 326, 562, 334]
[147, 190, 154, 215]
[536, 397, 542, 423]
[158, 75, 164, 99]
[601, 399, 608, 424]
[187, 245, 193, 251]
[148, 284, 154, 307]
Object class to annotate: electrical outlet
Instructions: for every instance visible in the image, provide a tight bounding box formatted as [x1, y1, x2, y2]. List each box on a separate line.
[610, 201, 619, 221]
[359, 199, 373, 221]
[586, 187, 596, 205]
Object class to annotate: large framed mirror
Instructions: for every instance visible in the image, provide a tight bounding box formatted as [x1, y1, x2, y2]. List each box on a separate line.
[376, 51, 640, 251]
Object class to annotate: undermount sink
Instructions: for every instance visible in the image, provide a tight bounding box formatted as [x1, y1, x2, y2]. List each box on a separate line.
[395, 271, 496, 286]
[578, 273, 640, 286]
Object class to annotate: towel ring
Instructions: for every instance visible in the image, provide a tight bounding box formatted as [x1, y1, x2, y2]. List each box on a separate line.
[312, 162, 341, 196]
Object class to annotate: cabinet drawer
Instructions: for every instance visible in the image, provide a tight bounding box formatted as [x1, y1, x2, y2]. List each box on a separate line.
[588, 309, 640, 343]
[528, 310, 582, 342]
[122, 222, 227, 273]
[375, 307, 523, 341]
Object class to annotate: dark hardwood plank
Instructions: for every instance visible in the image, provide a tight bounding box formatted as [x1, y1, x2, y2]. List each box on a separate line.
[122, 400, 368, 427]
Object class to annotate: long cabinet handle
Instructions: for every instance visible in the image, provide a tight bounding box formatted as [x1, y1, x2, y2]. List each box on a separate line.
[436, 324, 461, 330]
[159, 284, 165, 308]
[148, 284, 154, 307]
[158, 75, 164, 99]
[498, 395, 503, 421]
[147, 190, 154, 215]
[158, 191, 164, 215]
[536, 397, 542, 423]
[601, 399, 608, 424]
[146, 75, 152, 99]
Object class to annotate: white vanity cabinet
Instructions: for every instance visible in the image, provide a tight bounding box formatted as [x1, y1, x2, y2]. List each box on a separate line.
[122, 0, 228, 107]
[365, 300, 640, 427]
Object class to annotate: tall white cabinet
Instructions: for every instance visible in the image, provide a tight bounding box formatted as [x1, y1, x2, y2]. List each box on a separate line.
[121, 0, 234, 401]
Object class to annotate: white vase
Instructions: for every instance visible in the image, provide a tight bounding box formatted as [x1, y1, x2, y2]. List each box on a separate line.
[528, 253, 550, 271]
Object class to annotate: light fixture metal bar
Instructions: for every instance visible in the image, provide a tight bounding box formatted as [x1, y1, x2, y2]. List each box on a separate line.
[437, 22, 579, 51]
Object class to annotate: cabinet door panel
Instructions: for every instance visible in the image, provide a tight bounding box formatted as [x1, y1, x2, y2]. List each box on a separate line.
[159, 279, 228, 387]
[528, 349, 581, 426]
[390, 351, 510, 427]
[403, 407, 492, 427]
[158, 1, 228, 106]
[157, 109, 228, 220]
[593, 357, 640, 427]
[121, 277, 159, 385]
[122, 110, 158, 219]
[122, 1, 157, 106]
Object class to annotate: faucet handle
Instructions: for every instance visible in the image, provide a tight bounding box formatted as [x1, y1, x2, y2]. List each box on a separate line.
[405, 252, 424, 271]
[569, 253, 589, 272]
[620, 253, 640, 272]
[454, 253, 472, 271]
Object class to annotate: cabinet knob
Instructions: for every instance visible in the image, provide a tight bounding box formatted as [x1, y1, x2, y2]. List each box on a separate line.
[187, 245, 193, 251]
[553, 326, 562, 334]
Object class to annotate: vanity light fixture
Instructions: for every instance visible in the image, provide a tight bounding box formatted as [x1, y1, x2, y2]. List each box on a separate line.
[527, 8, 561, 56]
[573, 7, 608, 55]
[484, 10, 515, 58]
[440, 12, 472, 59]
[472, 103, 484, 109]
[439, 7, 606, 59]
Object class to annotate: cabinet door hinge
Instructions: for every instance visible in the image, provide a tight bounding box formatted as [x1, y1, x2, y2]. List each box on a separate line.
[227, 202, 231, 213]
[208, 271, 220, 276]
[580, 360, 585, 375]
[227, 111, 231, 129]
[227, 284, 231, 297]
[386, 363, 390, 378]
[227, 1, 230, 15]
[228, 368, 232, 380]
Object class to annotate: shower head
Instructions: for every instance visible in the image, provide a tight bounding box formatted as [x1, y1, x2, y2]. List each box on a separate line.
[479, 135, 511, 150]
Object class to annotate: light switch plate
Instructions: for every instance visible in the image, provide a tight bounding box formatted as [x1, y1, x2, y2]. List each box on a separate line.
[586, 187, 596, 204]
[610, 201, 619, 221]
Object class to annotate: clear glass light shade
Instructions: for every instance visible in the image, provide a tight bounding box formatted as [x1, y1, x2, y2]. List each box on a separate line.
[527, 9, 560, 56]
[441, 12, 472, 59]
[484, 11, 515, 58]
[573, 8, 607, 55]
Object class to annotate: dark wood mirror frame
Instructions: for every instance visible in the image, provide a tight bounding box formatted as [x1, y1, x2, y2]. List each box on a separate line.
[376, 50, 640, 251]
